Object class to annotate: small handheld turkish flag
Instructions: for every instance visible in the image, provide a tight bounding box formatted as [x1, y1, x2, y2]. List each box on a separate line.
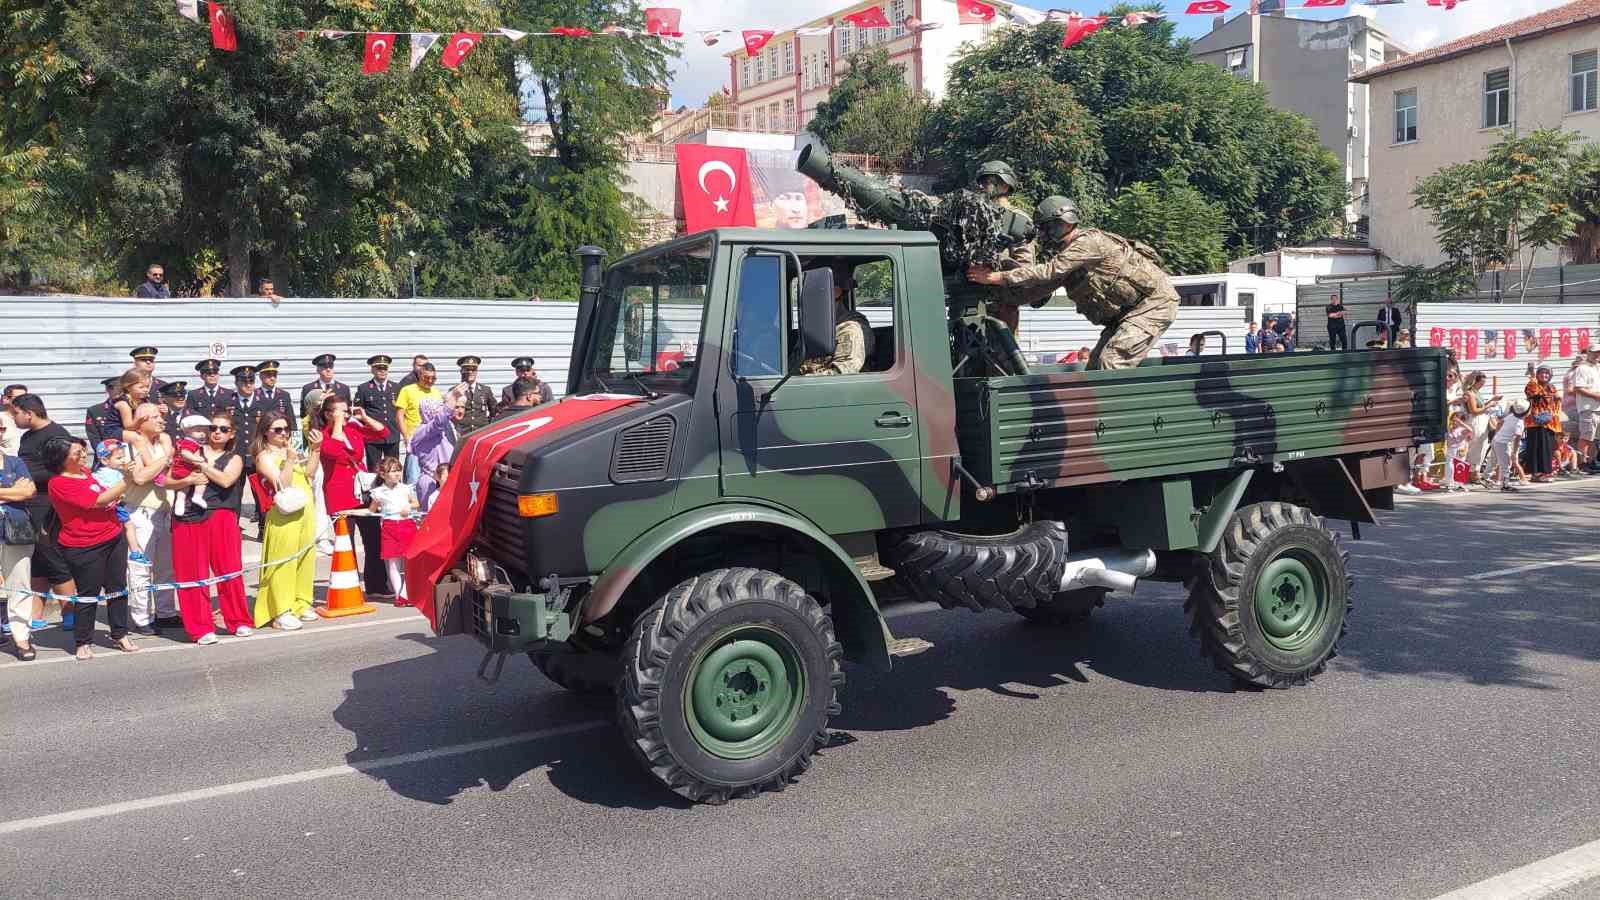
[843, 6, 892, 29]
[1061, 16, 1107, 49]
[1185, 0, 1231, 13]
[440, 31, 481, 68]
[742, 30, 775, 56]
[363, 33, 395, 74]
[645, 8, 683, 37]
[958, 0, 996, 24]
[209, 3, 238, 51]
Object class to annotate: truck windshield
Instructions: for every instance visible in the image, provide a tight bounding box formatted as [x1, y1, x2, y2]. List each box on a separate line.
[580, 238, 712, 395]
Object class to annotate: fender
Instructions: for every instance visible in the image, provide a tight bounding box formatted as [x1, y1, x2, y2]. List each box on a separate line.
[585, 501, 892, 672]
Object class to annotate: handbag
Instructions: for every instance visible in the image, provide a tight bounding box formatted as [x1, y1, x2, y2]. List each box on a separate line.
[0, 505, 37, 545]
[1532, 411, 1554, 426]
[273, 486, 309, 515]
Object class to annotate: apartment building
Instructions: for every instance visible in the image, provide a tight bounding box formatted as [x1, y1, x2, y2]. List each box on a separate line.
[1191, 4, 1408, 231]
[726, 0, 1004, 135]
[1352, 0, 1600, 266]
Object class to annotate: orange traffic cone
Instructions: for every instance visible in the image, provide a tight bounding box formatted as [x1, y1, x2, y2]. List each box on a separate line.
[318, 514, 375, 618]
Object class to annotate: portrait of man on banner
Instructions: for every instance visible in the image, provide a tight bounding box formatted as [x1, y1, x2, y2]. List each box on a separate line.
[748, 150, 848, 230]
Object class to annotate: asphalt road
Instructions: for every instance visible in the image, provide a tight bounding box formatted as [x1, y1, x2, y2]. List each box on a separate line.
[3, 483, 1599, 899]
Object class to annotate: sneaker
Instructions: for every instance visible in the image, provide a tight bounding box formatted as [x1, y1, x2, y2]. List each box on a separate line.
[128, 551, 150, 565]
[195, 633, 219, 646]
[275, 612, 303, 631]
[298, 610, 319, 622]
[1501, 484, 1519, 493]
[133, 624, 158, 636]
[234, 626, 255, 637]
[29, 620, 46, 630]
[1395, 482, 1422, 495]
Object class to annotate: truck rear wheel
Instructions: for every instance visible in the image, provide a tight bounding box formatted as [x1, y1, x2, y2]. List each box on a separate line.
[1015, 589, 1106, 627]
[1185, 502, 1350, 689]
[616, 568, 844, 804]
[529, 642, 616, 695]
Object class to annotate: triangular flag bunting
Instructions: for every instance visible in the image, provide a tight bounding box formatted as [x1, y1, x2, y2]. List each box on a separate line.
[796, 26, 834, 36]
[1303, 0, 1347, 6]
[842, 6, 891, 29]
[175, 0, 199, 22]
[440, 31, 481, 68]
[1061, 15, 1107, 48]
[645, 8, 683, 38]
[497, 28, 528, 41]
[702, 32, 721, 45]
[1008, 6, 1046, 25]
[552, 27, 592, 37]
[363, 32, 395, 74]
[742, 30, 774, 55]
[319, 30, 352, 39]
[957, 0, 996, 25]
[1185, 1, 1230, 13]
[1122, 11, 1164, 26]
[410, 33, 439, 69]
[209, 3, 238, 51]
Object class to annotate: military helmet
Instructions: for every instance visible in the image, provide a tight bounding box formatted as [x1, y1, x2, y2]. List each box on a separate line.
[1034, 196, 1081, 227]
[975, 160, 1017, 190]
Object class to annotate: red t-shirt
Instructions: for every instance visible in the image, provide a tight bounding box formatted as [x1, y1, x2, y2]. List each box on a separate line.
[47, 474, 122, 548]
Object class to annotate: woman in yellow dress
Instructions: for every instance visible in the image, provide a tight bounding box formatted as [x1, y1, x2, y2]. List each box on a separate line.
[251, 412, 322, 629]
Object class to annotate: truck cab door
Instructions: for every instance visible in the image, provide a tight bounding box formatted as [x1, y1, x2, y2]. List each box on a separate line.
[715, 247, 924, 533]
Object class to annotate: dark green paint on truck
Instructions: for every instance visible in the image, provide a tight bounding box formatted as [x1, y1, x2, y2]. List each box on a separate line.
[441, 227, 1446, 804]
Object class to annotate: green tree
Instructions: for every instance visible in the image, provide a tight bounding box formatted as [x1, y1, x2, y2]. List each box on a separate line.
[1100, 180, 1228, 275]
[1413, 128, 1585, 301]
[833, 81, 931, 170]
[808, 48, 909, 149]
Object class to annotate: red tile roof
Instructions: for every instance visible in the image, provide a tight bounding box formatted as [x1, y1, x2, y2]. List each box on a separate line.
[1351, 0, 1600, 84]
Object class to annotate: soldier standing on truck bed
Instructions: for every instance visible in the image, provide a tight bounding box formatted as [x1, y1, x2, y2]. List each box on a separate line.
[967, 196, 1179, 371]
[973, 161, 1037, 337]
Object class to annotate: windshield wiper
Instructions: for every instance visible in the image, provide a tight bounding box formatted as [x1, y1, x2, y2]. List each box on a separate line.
[624, 371, 658, 399]
[591, 372, 614, 394]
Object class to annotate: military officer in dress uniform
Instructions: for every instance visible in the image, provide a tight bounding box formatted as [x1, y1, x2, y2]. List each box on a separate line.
[455, 356, 498, 432]
[85, 376, 124, 450]
[229, 365, 261, 453]
[130, 346, 166, 393]
[186, 359, 237, 419]
[301, 353, 352, 419]
[501, 356, 556, 406]
[158, 381, 188, 438]
[255, 361, 297, 433]
[356, 354, 402, 469]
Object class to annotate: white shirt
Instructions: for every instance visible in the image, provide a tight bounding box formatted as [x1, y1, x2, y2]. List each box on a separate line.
[1571, 362, 1600, 414]
[0, 411, 18, 458]
[1493, 414, 1526, 444]
[369, 482, 416, 520]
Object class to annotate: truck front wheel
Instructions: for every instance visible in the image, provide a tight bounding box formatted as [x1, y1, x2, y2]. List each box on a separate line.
[1185, 502, 1350, 689]
[616, 568, 844, 804]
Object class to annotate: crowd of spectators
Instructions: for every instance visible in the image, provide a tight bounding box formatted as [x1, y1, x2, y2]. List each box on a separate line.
[0, 348, 557, 662]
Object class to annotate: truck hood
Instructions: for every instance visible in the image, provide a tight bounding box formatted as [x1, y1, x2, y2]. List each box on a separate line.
[405, 394, 644, 630]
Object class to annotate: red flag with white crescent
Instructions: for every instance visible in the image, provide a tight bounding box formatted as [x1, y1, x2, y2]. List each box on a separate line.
[209, 2, 238, 51]
[742, 30, 774, 55]
[363, 32, 395, 74]
[1303, 0, 1348, 7]
[676, 144, 756, 233]
[440, 31, 481, 68]
[645, 7, 683, 37]
[957, 0, 996, 24]
[843, 6, 891, 29]
[1185, 0, 1231, 13]
[552, 27, 593, 37]
[1061, 16, 1107, 48]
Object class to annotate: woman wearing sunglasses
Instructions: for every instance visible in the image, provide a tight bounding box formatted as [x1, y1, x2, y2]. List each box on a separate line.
[167, 414, 250, 644]
[251, 413, 320, 629]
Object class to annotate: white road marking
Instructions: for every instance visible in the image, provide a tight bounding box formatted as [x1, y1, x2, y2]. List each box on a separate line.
[1465, 552, 1600, 581]
[1429, 836, 1600, 900]
[0, 720, 608, 835]
[1, 615, 421, 669]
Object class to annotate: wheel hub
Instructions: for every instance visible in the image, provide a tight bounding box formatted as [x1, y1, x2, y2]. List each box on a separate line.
[1254, 551, 1329, 649]
[685, 627, 804, 760]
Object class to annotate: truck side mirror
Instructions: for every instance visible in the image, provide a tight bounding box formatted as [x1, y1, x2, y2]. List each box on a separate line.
[800, 268, 837, 361]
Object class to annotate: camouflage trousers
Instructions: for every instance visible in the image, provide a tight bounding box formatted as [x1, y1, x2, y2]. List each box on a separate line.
[1088, 294, 1179, 371]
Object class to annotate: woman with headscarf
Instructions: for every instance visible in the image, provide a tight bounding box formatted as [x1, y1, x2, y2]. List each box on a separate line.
[410, 388, 465, 511]
[1524, 365, 1563, 484]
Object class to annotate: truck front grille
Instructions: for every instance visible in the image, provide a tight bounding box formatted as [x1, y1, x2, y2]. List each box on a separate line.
[482, 460, 527, 572]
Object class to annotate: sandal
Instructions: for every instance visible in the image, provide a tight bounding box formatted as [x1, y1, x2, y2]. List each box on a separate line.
[75, 645, 94, 661]
[16, 643, 35, 661]
[112, 636, 139, 653]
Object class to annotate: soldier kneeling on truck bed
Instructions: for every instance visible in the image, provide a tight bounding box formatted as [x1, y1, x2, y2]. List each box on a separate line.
[798, 262, 875, 376]
[966, 196, 1179, 371]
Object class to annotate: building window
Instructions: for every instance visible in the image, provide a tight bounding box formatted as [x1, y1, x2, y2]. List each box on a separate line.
[1484, 68, 1510, 128]
[1247, 263, 1266, 277]
[755, 53, 765, 83]
[1394, 88, 1418, 143]
[783, 41, 794, 75]
[839, 25, 853, 55]
[742, 59, 751, 87]
[1573, 50, 1598, 113]
[892, 0, 907, 36]
[783, 97, 795, 130]
[742, 111, 753, 130]
[1226, 48, 1247, 78]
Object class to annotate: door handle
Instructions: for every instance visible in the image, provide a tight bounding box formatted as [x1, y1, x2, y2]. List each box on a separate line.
[875, 412, 912, 428]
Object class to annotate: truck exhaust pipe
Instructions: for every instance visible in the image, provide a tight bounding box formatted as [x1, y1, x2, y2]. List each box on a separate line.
[1058, 548, 1158, 595]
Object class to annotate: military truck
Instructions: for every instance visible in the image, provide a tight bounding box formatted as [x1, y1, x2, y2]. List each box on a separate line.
[422, 224, 1444, 805]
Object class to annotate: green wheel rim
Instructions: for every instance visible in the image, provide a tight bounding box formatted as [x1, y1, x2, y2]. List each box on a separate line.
[1253, 549, 1332, 652]
[684, 625, 805, 760]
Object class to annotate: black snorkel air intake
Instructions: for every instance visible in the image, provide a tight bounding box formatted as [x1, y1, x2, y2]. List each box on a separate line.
[568, 245, 607, 396]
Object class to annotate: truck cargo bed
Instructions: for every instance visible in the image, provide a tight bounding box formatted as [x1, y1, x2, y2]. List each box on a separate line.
[955, 349, 1447, 493]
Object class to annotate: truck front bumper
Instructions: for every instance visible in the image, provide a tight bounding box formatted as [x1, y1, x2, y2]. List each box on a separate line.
[450, 578, 574, 653]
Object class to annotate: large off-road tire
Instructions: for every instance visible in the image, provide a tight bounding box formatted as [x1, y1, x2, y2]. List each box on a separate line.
[1185, 502, 1351, 689]
[616, 568, 844, 804]
[1015, 588, 1107, 626]
[529, 642, 617, 695]
[886, 522, 1067, 613]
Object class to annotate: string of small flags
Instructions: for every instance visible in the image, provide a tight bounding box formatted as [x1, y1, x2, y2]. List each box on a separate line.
[175, 0, 1482, 72]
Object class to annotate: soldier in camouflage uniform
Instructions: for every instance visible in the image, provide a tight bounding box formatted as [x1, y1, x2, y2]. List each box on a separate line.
[799, 265, 875, 377]
[968, 196, 1179, 371]
[973, 161, 1037, 336]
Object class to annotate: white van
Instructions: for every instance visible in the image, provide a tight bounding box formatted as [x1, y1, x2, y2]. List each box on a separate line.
[1170, 273, 1298, 326]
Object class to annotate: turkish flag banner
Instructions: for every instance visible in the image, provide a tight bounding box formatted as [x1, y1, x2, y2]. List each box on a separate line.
[1540, 328, 1553, 357]
[363, 33, 395, 74]
[1451, 457, 1471, 485]
[1304, 0, 1347, 7]
[440, 31, 481, 68]
[1062, 16, 1107, 48]
[1560, 327, 1574, 357]
[1448, 329, 1464, 355]
[1580, 328, 1593, 351]
[676, 144, 756, 233]
[1429, 327, 1445, 348]
[209, 3, 238, 51]
[1185, 0, 1231, 13]
[843, 6, 892, 29]
[1503, 331, 1517, 360]
[645, 7, 683, 37]
[742, 30, 774, 55]
[958, 0, 997, 24]
[552, 27, 593, 37]
[1465, 329, 1479, 360]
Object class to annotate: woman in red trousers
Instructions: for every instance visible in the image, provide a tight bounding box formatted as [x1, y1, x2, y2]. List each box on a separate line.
[313, 395, 389, 583]
[167, 414, 251, 644]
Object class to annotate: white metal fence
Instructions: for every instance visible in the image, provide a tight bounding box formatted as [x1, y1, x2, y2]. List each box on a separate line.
[1412, 303, 1600, 393]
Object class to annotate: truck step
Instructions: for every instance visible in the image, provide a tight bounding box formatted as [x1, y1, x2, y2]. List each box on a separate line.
[887, 637, 934, 657]
[853, 554, 897, 582]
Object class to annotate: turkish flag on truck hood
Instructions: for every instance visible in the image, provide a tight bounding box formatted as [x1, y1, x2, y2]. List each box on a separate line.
[676, 144, 756, 234]
[406, 395, 643, 630]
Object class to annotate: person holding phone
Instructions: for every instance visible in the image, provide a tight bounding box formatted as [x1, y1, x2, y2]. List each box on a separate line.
[313, 395, 391, 594]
